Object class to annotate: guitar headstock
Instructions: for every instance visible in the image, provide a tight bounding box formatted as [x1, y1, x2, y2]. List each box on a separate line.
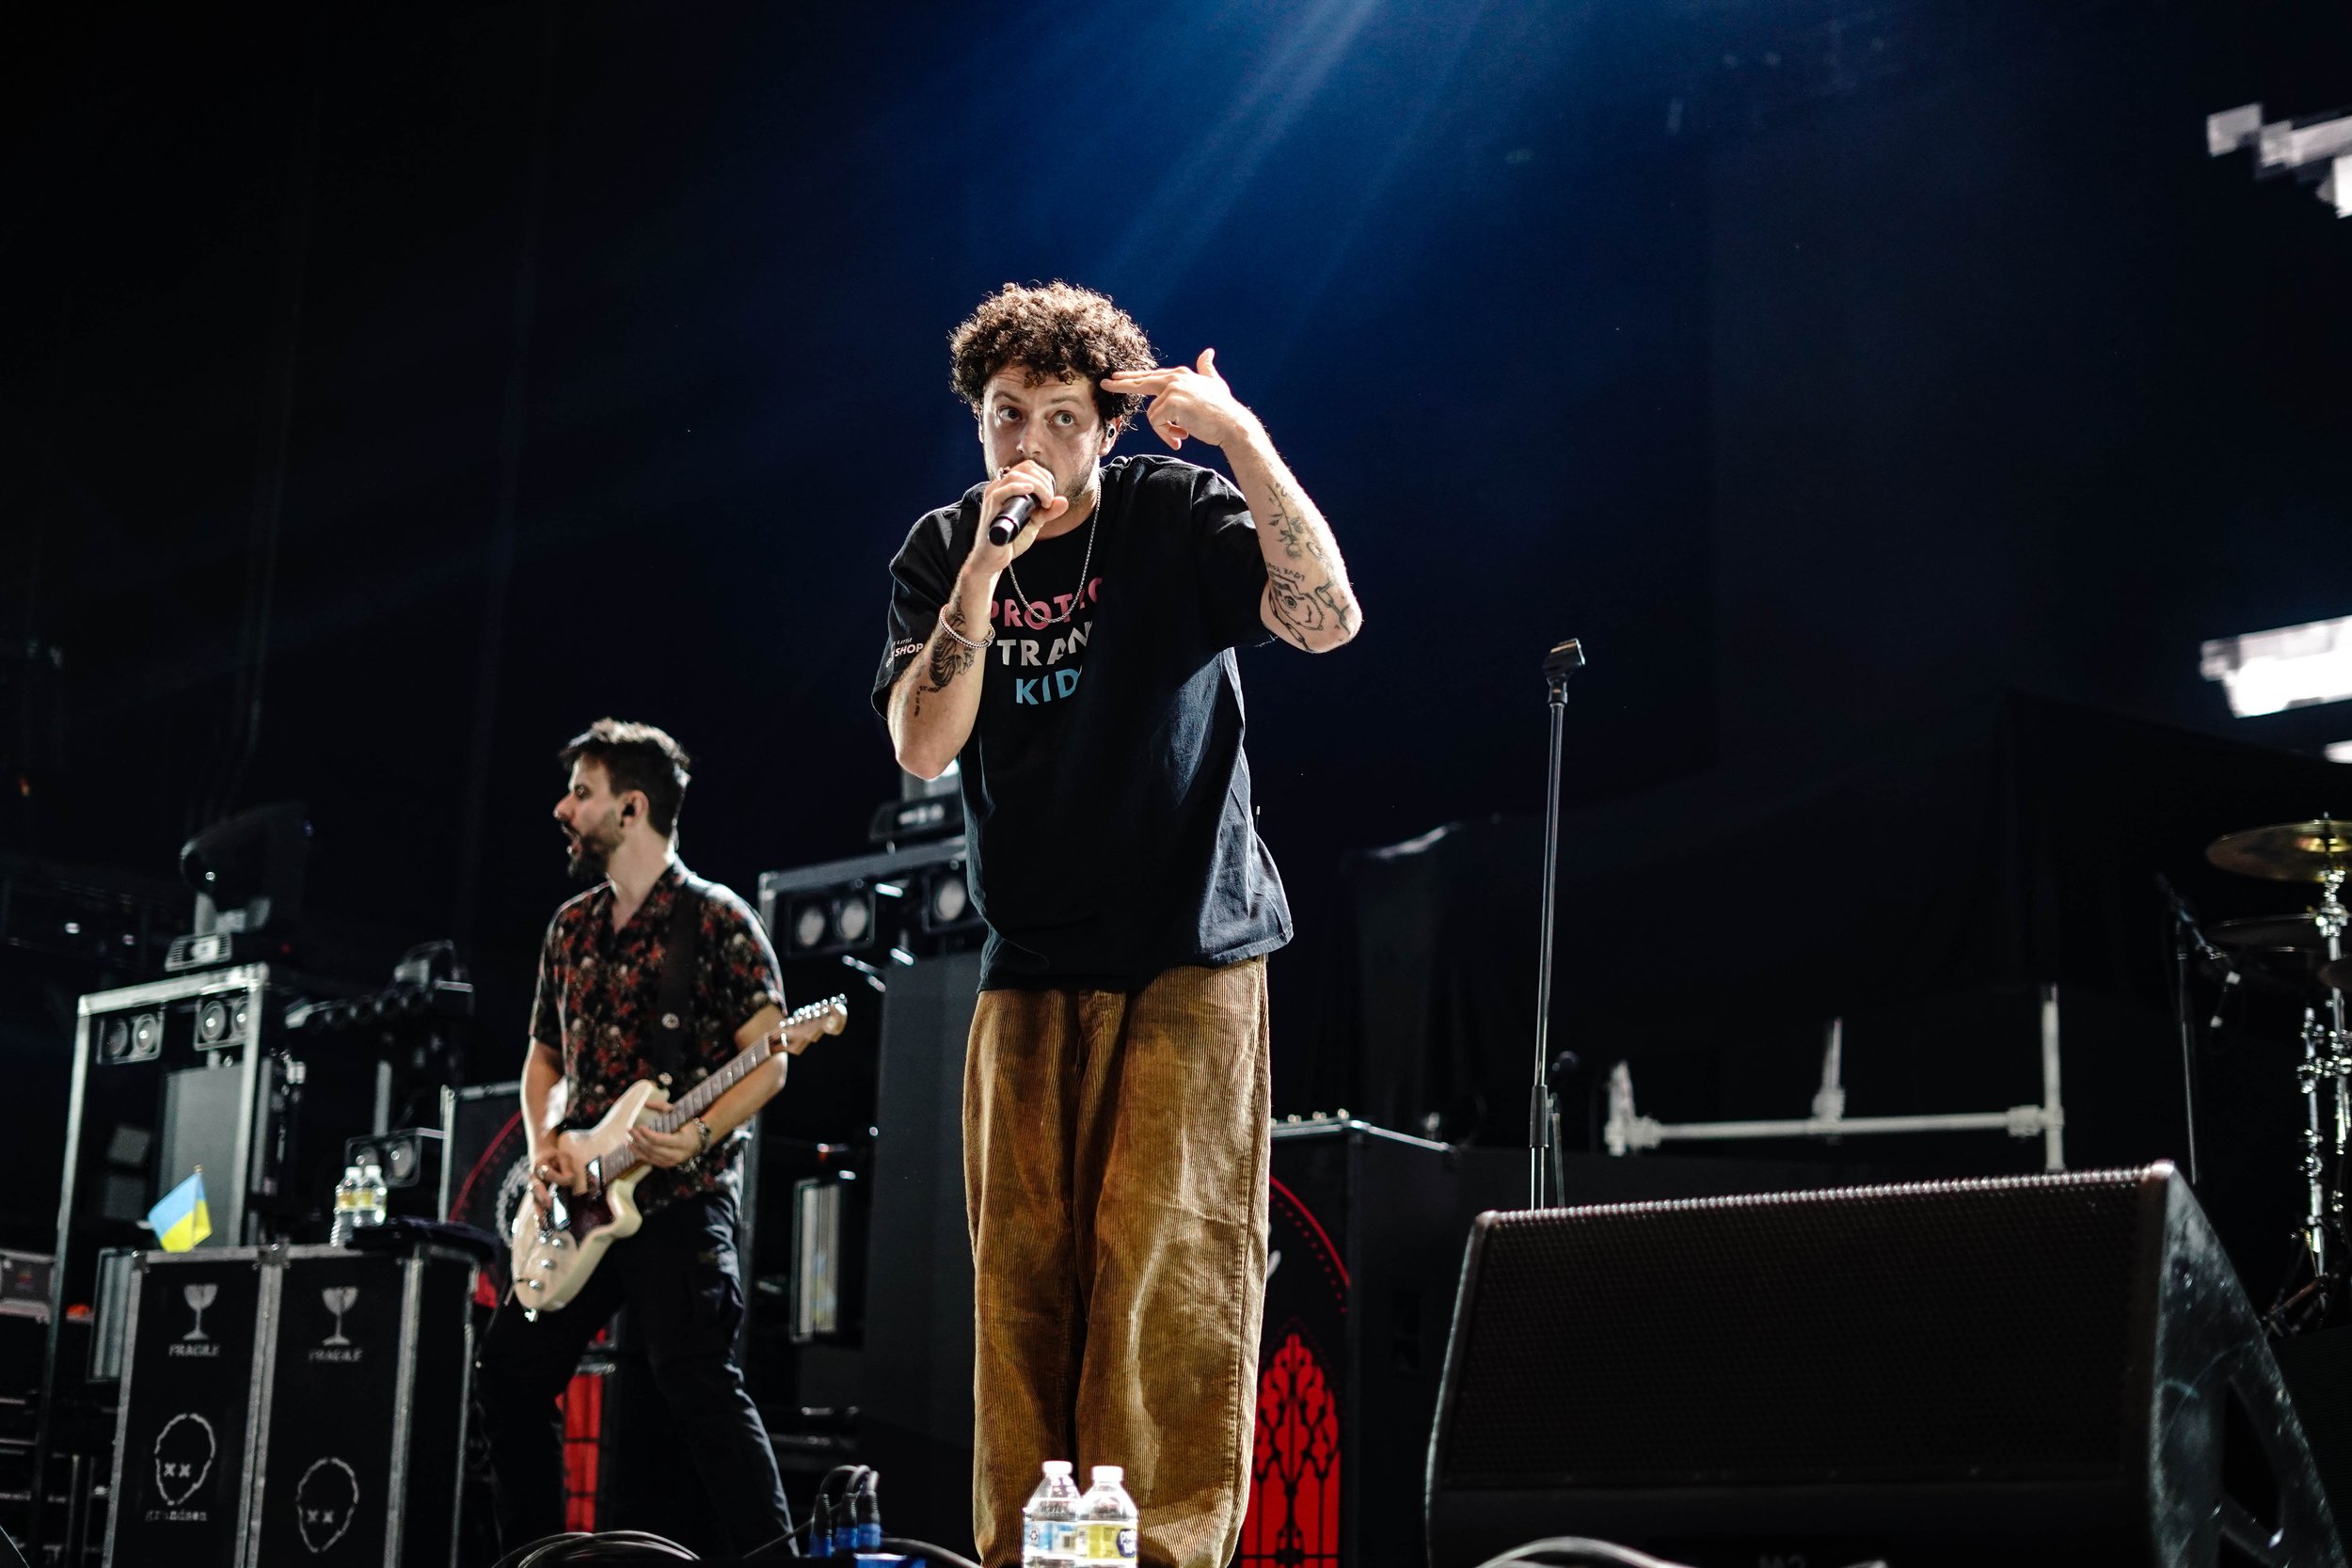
[779, 993, 850, 1055]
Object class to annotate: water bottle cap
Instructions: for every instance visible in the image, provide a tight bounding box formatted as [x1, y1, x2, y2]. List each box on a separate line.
[362, 1163, 383, 1179]
[1042, 1461, 1073, 1476]
[343, 1166, 362, 1181]
[1091, 1465, 1121, 1484]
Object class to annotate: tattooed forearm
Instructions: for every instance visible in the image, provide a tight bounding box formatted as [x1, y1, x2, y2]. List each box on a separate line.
[1229, 429, 1360, 652]
[1313, 580, 1356, 636]
[1265, 562, 1327, 649]
[924, 608, 979, 690]
[909, 606, 982, 720]
[1265, 482, 1330, 568]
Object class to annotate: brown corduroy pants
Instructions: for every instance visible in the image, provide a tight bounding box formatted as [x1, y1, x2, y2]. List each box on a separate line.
[963, 958, 1272, 1568]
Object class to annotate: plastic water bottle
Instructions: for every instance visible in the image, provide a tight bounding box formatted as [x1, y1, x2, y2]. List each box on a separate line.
[328, 1165, 362, 1246]
[1075, 1465, 1136, 1567]
[354, 1162, 388, 1230]
[1022, 1461, 1081, 1568]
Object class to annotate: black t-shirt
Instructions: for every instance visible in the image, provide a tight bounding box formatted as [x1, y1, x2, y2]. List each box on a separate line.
[873, 453, 1292, 989]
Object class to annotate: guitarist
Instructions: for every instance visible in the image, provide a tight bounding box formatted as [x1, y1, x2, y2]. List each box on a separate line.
[474, 718, 794, 1555]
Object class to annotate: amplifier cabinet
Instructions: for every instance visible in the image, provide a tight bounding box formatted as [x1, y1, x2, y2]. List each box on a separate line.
[1245, 1118, 1504, 1568]
[102, 1243, 475, 1568]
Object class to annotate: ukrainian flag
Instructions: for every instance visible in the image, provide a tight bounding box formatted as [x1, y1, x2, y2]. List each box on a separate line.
[148, 1170, 212, 1253]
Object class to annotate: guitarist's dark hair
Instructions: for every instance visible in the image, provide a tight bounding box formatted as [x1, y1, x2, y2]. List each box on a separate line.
[558, 718, 692, 838]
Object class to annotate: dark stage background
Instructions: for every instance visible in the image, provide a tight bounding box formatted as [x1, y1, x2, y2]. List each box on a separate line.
[6, 0, 2352, 1295]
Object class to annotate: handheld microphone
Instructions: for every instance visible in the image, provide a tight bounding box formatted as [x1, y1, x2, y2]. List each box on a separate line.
[987, 495, 1035, 547]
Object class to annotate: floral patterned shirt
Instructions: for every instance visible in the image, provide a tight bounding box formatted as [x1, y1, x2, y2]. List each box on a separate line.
[528, 861, 787, 1215]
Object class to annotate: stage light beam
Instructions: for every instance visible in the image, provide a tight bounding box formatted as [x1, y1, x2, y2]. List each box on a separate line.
[2202, 613, 2352, 717]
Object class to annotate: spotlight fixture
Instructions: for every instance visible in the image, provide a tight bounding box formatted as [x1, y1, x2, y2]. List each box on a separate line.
[2210, 103, 2352, 218]
[835, 891, 873, 944]
[96, 1010, 163, 1067]
[2202, 612, 2352, 717]
[344, 1128, 440, 1189]
[759, 836, 978, 962]
[195, 994, 247, 1050]
[917, 861, 982, 934]
[783, 884, 883, 958]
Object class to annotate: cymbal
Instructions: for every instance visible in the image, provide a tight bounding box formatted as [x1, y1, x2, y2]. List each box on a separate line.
[2207, 818, 2352, 882]
[2212, 914, 2342, 952]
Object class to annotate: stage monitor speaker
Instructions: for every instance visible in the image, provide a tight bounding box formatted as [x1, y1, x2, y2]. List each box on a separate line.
[1426, 1164, 2344, 1568]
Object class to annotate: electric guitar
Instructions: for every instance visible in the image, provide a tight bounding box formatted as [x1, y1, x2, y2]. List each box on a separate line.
[510, 993, 849, 1312]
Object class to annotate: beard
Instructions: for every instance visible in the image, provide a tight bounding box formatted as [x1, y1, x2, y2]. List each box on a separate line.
[564, 813, 622, 883]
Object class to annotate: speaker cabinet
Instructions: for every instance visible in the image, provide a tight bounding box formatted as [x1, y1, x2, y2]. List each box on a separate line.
[439, 1082, 526, 1305]
[1426, 1164, 2344, 1568]
[1243, 1118, 1507, 1568]
[859, 950, 984, 1551]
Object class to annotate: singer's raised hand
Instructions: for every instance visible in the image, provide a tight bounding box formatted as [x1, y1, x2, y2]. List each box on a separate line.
[1102, 349, 1262, 451]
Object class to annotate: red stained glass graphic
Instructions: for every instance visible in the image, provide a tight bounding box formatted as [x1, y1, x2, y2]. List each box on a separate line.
[1239, 1330, 1342, 1568]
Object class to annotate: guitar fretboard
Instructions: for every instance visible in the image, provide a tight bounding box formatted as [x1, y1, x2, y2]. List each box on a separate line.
[596, 996, 842, 1183]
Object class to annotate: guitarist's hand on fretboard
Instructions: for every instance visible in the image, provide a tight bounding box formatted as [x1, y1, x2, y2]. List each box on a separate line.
[628, 1096, 705, 1168]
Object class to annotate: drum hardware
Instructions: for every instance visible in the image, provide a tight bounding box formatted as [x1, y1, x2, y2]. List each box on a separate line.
[1605, 996, 2068, 1170]
[2213, 913, 2346, 951]
[2203, 818, 2352, 1333]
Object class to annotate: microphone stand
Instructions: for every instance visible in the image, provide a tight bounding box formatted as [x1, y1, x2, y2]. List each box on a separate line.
[1529, 639, 1585, 1208]
[2156, 876, 2209, 1186]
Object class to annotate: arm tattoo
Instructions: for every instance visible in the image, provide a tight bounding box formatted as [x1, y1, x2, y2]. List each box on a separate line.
[1314, 580, 1357, 636]
[1264, 482, 1331, 569]
[1265, 562, 1327, 649]
[909, 605, 979, 718]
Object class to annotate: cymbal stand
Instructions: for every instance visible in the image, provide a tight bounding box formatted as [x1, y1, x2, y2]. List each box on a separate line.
[2296, 1006, 2332, 1281]
[2318, 867, 2350, 1244]
[2273, 865, 2351, 1335]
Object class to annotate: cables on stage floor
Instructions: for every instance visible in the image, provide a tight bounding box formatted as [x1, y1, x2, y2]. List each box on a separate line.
[1470, 1541, 1887, 1568]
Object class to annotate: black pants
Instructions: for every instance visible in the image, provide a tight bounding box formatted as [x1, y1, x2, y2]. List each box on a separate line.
[476, 1191, 791, 1555]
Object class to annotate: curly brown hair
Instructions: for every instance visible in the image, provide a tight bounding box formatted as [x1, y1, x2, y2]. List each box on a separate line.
[948, 281, 1158, 426]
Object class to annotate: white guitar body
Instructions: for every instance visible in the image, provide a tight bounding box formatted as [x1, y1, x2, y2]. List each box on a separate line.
[510, 996, 847, 1314]
[507, 1088, 664, 1311]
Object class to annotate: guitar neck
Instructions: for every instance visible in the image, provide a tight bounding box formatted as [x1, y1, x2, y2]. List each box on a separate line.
[653, 1035, 773, 1133]
[589, 996, 842, 1187]
[596, 1032, 774, 1185]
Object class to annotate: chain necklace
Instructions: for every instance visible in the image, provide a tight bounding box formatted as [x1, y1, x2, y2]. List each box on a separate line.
[1004, 487, 1101, 627]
